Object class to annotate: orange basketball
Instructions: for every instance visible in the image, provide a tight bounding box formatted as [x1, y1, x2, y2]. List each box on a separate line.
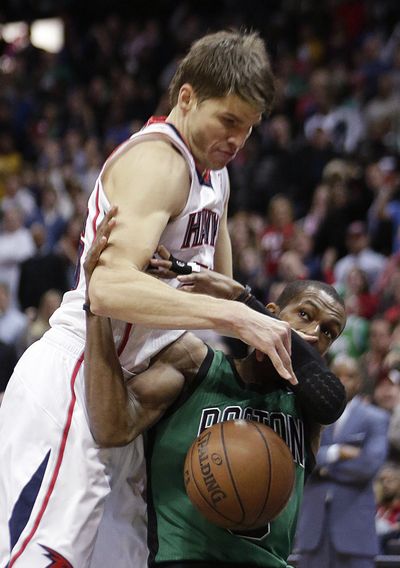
[184, 419, 295, 531]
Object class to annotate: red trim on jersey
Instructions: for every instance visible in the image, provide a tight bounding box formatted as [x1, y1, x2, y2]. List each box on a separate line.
[144, 116, 211, 184]
[92, 183, 101, 239]
[8, 353, 85, 567]
[117, 323, 132, 357]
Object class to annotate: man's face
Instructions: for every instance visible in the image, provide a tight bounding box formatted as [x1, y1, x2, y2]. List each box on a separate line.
[184, 92, 262, 171]
[377, 467, 400, 500]
[331, 360, 361, 402]
[269, 288, 346, 356]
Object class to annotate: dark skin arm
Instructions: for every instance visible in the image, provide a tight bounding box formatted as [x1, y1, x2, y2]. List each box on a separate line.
[85, 214, 343, 449]
[84, 209, 206, 447]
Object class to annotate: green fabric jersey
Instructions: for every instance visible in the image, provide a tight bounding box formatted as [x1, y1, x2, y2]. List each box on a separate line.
[146, 348, 309, 567]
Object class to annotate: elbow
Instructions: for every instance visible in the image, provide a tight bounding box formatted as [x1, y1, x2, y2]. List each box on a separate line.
[92, 428, 137, 448]
[90, 419, 138, 448]
[89, 278, 113, 317]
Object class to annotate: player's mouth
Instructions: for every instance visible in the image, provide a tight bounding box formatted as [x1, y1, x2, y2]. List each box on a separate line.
[215, 149, 237, 163]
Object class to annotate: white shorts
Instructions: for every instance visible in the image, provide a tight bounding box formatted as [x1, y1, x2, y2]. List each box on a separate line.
[0, 327, 148, 568]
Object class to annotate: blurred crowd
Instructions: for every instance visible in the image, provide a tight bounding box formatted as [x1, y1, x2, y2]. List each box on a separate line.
[1, 0, 400, 555]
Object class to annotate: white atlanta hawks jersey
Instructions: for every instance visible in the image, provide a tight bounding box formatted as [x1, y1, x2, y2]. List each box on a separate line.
[49, 118, 230, 373]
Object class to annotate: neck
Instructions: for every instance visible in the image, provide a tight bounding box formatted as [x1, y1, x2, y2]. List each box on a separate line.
[166, 108, 206, 175]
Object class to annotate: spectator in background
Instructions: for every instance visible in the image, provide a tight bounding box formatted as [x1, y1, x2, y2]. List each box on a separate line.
[0, 205, 35, 307]
[313, 169, 357, 263]
[359, 317, 393, 397]
[26, 184, 66, 252]
[333, 221, 387, 290]
[369, 156, 400, 254]
[375, 463, 400, 554]
[18, 223, 69, 312]
[381, 268, 400, 326]
[373, 366, 400, 418]
[0, 173, 36, 219]
[296, 354, 389, 568]
[328, 290, 370, 363]
[291, 109, 337, 217]
[365, 158, 395, 256]
[298, 183, 329, 238]
[259, 194, 295, 279]
[364, 72, 400, 140]
[250, 114, 297, 214]
[0, 131, 22, 200]
[0, 282, 27, 357]
[289, 227, 322, 280]
[25, 289, 62, 348]
[55, 216, 85, 287]
[372, 364, 400, 463]
[336, 267, 379, 320]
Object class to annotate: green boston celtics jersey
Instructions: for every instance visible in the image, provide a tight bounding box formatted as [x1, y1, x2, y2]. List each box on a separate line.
[146, 348, 308, 567]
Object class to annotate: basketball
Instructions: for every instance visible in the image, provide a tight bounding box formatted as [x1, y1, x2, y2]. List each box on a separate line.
[184, 419, 295, 531]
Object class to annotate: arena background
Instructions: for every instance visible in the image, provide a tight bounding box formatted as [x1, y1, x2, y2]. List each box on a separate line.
[1, 0, 400, 565]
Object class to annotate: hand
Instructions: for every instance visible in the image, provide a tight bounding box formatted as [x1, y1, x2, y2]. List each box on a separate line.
[339, 444, 361, 460]
[149, 245, 245, 299]
[148, 245, 182, 279]
[83, 206, 118, 290]
[176, 271, 245, 300]
[236, 306, 297, 385]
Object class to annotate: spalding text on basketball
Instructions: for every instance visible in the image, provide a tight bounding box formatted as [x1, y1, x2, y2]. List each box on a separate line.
[197, 430, 227, 506]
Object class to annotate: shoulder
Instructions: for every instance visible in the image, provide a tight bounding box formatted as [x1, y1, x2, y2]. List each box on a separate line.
[103, 138, 191, 215]
[109, 138, 190, 184]
[153, 332, 209, 379]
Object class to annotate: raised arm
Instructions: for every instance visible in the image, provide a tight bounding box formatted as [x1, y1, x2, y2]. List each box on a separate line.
[88, 141, 296, 383]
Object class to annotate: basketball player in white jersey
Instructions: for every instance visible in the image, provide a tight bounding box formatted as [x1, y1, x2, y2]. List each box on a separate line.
[0, 31, 297, 568]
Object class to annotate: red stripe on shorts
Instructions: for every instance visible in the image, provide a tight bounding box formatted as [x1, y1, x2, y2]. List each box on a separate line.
[8, 352, 85, 567]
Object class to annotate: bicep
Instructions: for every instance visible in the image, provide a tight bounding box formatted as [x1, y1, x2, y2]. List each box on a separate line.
[128, 360, 186, 413]
[102, 142, 190, 271]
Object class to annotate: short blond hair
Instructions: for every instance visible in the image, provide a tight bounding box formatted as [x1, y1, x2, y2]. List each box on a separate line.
[169, 30, 275, 114]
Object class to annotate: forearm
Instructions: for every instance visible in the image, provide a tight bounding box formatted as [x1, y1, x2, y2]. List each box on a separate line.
[90, 265, 248, 337]
[239, 294, 346, 424]
[85, 310, 139, 446]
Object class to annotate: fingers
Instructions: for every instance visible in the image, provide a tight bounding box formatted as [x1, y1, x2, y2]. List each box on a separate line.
[149, 258, 172, 270]
[177, 283, 195, 292]
[92, 207, 117, 258]
[275, 342, 297, 385]
[295, 331, 318, 343]
[97, 206, 118, 242]
[84, 206, 118, 278]
[157, 244, 171, 260]
[249, 317, 297, 384]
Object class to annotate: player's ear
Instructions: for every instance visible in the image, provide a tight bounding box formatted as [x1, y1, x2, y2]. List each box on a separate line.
[178, 84, 196, 112]
[266, 302, 280, 316]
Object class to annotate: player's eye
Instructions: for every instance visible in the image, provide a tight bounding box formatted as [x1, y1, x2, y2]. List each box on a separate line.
[223, 117, 236, 127]
[322, 327, 334, 339]
[299, 310, 310, 320]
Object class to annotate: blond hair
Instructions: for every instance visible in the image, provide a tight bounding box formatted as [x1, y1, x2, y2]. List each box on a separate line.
[169, 30, 275, 114]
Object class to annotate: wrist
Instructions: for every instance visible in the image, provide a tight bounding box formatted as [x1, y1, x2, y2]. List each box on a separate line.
[235, 284, 252, 303]
[83, 301, 92, 315]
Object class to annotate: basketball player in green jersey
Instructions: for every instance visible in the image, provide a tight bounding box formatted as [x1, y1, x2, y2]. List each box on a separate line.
[83, 211, 347, 568]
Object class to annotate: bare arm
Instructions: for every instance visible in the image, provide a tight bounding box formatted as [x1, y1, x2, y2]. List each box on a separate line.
[213, 204, 233, 277]
[84, 209, 207, 446]
[89, 140, 296, 382]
